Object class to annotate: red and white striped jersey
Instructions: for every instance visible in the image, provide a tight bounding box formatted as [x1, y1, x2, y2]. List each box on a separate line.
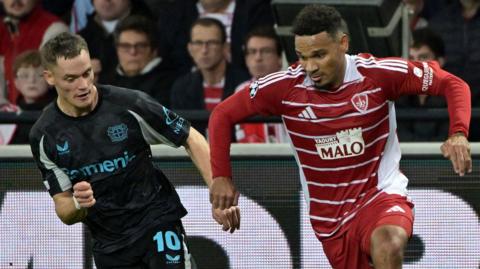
[209, 53, 470, 239]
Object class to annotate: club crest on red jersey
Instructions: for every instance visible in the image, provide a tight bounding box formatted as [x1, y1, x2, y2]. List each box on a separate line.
[315, 128, 365, 160]
[249, 81, 259, 98]
[351, 93, 368, 113]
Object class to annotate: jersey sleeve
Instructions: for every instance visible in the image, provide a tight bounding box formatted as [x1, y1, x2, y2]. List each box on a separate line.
[209, 71, 294, 178]
[363, 56, 471, 137]
[128, 91, 191, 147]
[29, 132, 72, 197]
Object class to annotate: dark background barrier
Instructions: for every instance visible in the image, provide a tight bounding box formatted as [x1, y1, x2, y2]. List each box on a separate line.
[0, 146, 479, 268]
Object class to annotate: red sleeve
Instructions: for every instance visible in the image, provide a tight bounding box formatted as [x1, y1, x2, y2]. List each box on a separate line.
[209, 88, 258, 178]
[369, 57, 471, 137]
[209, 72, 293, 177]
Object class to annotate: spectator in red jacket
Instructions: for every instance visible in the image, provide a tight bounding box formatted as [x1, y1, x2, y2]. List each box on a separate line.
[0, 0, 67, 104]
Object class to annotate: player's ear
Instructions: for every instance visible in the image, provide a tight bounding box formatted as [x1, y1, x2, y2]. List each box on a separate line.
[43, 69, 55, 86]
[339, 33, 349, 53]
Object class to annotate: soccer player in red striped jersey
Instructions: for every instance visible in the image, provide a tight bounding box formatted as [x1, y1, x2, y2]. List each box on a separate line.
[208, 4, 472, 269]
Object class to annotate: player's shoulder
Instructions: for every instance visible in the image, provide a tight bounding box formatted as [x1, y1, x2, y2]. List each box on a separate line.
[29, 102, 59, 142]
[256, 62, 305, 89]
[352, 53, 409, 77]
[98, 84, 153, 108]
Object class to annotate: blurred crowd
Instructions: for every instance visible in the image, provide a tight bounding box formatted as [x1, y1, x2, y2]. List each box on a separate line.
[0, 0, 479, 144]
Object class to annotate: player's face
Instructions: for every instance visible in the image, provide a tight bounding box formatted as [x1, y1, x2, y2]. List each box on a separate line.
[116, 30, 156, 76]
[3, 0, 37, 18]
[188, 25, 228, 71]
[43, 50, 97, 116]
[295, 31, 348, 90]
[245, 37, 282, 79]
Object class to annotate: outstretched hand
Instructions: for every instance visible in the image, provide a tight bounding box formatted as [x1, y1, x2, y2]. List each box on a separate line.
[441, 133, 472, 176]
[212, 206, 240, 233]
[209, 176, 239, 209]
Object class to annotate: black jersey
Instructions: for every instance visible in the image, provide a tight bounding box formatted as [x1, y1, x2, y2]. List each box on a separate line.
[29, 85, 190, 253]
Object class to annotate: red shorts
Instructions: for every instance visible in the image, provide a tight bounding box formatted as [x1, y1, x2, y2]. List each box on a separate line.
[318, 192, 414, 269]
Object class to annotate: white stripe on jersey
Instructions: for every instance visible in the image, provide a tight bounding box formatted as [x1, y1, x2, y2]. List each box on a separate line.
[355, 64, 408, 73]
[39, 135, 72, 192]
[293, 147, 318, 155]
[282, 101, 388, 123]
[355, 59, 408, 69]
[355, 57, 408, 73]
[309, 215, 341, 222]
[365, 133, 389, 148]
[314, 212, 358, 236]
[363, 115, 389, 132]
[286, 114, 389, 140]
[307, 173, 375, 187]
[361, 87, 383, 95]
[311, 197, 357, 205]
[302, 156, 380, 171]
[258, 65, 303, 84]
[258, 72, 304, 89]
[281, 100, 349, 108]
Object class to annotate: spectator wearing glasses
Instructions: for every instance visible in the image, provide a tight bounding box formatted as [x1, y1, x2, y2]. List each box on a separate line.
[101, 15, 176, 107]
[79, 0, 152, 83]
[156, 0, 275, 77]
[170, 17, 248, 133]
[234, 26, 287, 143]
[0, 50, 55, 144]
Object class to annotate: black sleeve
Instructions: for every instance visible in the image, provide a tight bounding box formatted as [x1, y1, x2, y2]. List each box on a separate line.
[128, 91, 191, 147]
[29, 129, 72, 196]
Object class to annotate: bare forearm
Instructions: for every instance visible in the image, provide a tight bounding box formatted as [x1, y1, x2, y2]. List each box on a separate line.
[185, 127, 213, 188]
[54, 194, 88, 225]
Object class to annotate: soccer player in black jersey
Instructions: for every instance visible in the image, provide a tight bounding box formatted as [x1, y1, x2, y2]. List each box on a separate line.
[29, 32, 240, 269]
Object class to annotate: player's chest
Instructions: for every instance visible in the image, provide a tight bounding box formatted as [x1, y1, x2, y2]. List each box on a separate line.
[280, 84, 387, 119]
[47, 113, 146, 168]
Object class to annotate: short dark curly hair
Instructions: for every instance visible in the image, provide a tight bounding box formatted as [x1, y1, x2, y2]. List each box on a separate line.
[292, 4, 343, 38]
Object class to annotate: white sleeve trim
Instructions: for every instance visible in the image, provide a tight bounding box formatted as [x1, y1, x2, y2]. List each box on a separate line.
[128, 110, 176, 147]
[39, 135, 71, 191]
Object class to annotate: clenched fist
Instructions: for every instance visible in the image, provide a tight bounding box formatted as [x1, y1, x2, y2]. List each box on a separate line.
[73, 181, 96, 208]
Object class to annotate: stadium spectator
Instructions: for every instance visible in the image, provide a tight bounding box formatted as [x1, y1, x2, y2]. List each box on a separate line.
[9, 50, 56, 144]
[79, 0, 152, 83]
[429, 0, 480, 107]
[170, 17, 248, 133]
[30, 32, 239, 269]
[0, 50, 56, 144]
[157, 0, 275, 76]
[208, 4, 472, 269]
[396, 28, 449, 141]
[0, 0, 68, 104]
[101, 15, 176, 107]
[234, 26, 287, 143]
